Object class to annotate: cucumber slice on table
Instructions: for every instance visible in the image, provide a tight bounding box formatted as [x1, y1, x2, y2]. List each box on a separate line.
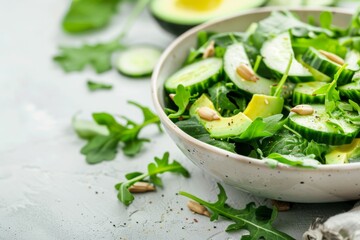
[288, 104, 359, 145]
[339, 80, 360, 102]
[261, 32, 313, 83]
[292, 82, 327, 105]
[165, 58, 223, 94]
[224, 43, 276, 95]
[116, 45, 162, 78]
[302, 47, 355, 86]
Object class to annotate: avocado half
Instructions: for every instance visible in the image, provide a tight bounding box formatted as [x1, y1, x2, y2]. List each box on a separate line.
[150, 0, 267, 35]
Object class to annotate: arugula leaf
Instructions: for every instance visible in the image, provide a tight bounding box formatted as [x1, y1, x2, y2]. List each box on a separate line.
[291, 33, 347, 58]
[75, 101, 161, 164]
[232, 114, 286, 142]
[62, 0, 122, 33]
[186, 32, 244, 64]
[115, 152, 190, 205]
[266, 153, 320, 168]
[87, 80, 113, 91]
[348, 7, 360, 36]
[180, 183, 294, 239]
[247, 11, 333, 50]
[325, 65, 345, 114]
[260, 129, 330, 163]
[176, 117, 235, 153]
[168, 85, 191, 119]
[54, 0, 150, 73]
[208, 82, 238, 116]
[81, 134, 120, 164]
[54, 40, 124, 73]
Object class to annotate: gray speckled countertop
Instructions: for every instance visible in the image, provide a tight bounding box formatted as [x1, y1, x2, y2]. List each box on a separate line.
[0, 1, 358, 239]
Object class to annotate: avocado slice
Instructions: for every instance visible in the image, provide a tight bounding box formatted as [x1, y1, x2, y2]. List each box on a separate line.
[325, 139, 360, 164]
[150, 0, 267, 35]
[243, 94, 284, 120]
[190, 94, 252, 139]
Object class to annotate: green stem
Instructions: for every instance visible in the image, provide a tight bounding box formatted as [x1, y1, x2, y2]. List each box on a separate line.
[115, 0, 151, 42]
[273, 55, 293, 98]
[253, 55, 262, 73]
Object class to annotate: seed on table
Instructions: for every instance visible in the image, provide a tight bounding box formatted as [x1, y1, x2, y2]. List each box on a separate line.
[187, 200, 211, 217]
[128, 182, 156, 193]
[271, 200, 291, 212]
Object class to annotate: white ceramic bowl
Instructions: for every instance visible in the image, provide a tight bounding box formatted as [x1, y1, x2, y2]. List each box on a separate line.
[151, 7, 359, 203]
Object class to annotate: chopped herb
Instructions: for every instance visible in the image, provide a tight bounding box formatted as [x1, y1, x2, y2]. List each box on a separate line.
[180, 183, 294, 239]
[87, 80, 113, 91]
[115, 152, 190, 205]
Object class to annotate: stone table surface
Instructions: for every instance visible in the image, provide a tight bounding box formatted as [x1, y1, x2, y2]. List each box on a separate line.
[0, 1, 359, 239]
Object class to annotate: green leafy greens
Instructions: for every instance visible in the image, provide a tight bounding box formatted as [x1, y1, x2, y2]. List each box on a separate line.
[73, 101, 162, 164]
[115, 152, 190, 205]
[62, 0, 122, 33]
[180, 183, 294, 239]
[54, 0, 150, 73]
[87, 80, 113, 91]
[168, 85, 191, 119]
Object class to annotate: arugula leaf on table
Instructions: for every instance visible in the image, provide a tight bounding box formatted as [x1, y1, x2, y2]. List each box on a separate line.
[62, 0, 122, 33]
[54, 39, 124, 73]
[168, 85, 191, 119]
[74, 101, 162, 164]
[232, 114, 286, 142]
[87, 80, 113, 91]
[176, 117, 236, 153]
[54, 0, 150, 73]
[180, 183, 294, 240]
[115, 152, 190, 205]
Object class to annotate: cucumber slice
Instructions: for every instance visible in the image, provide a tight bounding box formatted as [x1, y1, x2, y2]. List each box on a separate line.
[292, 82, 327, 105]
[339, 80, 360, 102]
[116, 45, 162, 78]
[261, 32, 313, 83]
[302, 47, 355, 86]
[165, 58, 222, 94]
[288, 105, 359, 145]
[267, 0, 337, 6]
[224, 43, 276, 95]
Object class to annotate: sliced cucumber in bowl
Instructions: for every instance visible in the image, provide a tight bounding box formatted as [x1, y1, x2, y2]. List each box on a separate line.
[165, 58, 223, 94]
[261, 32, 314, 83]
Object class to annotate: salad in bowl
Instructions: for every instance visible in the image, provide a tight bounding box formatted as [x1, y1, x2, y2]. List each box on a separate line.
[152, 7, 360, 202]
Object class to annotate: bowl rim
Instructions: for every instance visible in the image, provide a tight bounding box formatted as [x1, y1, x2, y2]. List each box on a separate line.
[151, 6, 360, 172]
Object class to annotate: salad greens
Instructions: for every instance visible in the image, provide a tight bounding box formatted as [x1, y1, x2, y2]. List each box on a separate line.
[54, 0, 150, 73]
[73, 101, 162, 164]
[62, 0, 122, 33]
[180, 183, 294, 239]
[87, 80, 113, 91]
[164, 9, 360, 167]
[115, 152, 190, 205]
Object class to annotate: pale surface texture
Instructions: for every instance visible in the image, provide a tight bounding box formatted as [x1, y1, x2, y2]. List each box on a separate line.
[0, 1, 358, 239]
